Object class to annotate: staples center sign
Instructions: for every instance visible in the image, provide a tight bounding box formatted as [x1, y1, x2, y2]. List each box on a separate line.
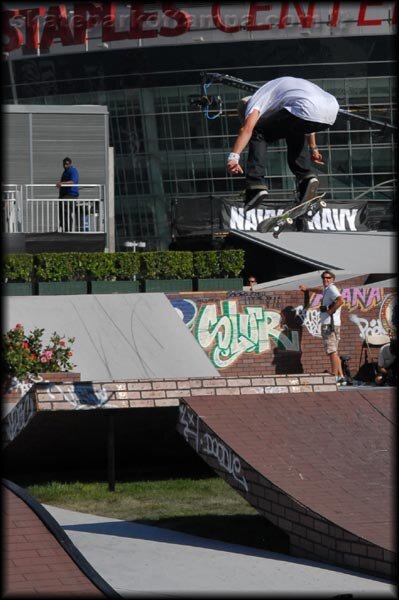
[3, 2, 397, 58]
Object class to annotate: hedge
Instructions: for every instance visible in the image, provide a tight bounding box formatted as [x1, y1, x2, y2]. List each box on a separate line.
[2, 250, 244, 283]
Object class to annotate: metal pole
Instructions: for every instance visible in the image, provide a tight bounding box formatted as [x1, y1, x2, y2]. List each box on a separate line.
[4, 53, 18, 104]
[201, 72, 397, 131]
[107, 412, 116, 492]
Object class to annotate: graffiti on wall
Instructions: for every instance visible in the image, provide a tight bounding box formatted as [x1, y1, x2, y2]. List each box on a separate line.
[45, 382, 117, 409]
[4, 392, 35, 445]
[171, 289, 397, 367]
[179, 404, 248, 492]
[304, 289, 397, 339]
[172, 298, 299, 368]
[309, 287, 385, 312]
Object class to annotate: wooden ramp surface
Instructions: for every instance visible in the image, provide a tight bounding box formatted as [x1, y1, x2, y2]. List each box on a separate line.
[178, 388, 395, 579]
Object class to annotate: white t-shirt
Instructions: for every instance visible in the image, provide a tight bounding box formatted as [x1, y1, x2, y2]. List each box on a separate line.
[245, 77, 339, 125]
[320, 283, 342, 326]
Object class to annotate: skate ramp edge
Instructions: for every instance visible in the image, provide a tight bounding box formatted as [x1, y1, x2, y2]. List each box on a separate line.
[3, 478, 121, 597]
[177, 389, 395, 581]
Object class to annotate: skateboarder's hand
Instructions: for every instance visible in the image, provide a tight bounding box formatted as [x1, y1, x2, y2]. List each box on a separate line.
[310, 148, 324, 165]
[227, 160, 244, 175]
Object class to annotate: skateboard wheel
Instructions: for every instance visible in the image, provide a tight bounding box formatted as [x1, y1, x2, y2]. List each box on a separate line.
[286, 217, 293, 225]
[320, 200, 327, 208]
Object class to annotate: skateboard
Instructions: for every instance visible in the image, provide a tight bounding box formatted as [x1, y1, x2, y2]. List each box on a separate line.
[257, 192, 327, 238]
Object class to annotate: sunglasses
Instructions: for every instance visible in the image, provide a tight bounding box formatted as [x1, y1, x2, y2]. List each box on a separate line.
[249, 280, 256, 283]
[322, 276, 332, 279]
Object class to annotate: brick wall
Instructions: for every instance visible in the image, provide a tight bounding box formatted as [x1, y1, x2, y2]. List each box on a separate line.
[3, 373, 335, 446]
[167, 280, 396, 378]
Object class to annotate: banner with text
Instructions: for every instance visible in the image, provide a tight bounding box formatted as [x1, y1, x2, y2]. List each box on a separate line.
[222, 198, 369, 233]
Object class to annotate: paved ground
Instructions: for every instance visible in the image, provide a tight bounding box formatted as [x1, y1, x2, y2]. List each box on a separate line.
[45, 504, 396, 597]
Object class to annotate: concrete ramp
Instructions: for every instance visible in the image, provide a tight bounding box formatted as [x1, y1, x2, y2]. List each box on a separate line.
[3, 294, 219, 381]
[177, 388, 395, 580]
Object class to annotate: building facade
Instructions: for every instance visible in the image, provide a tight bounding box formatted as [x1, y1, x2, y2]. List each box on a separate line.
[3, 2, 397, 250]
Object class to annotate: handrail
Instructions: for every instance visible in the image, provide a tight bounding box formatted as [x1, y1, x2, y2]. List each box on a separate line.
[2, 183, 106, 234]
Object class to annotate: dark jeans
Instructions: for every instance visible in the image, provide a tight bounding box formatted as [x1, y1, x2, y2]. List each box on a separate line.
[246, 108, 329, 190]
[59, 194, 79, 232]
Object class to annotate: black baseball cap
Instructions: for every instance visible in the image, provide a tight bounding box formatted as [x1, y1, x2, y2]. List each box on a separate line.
[63, 157, 72, 164]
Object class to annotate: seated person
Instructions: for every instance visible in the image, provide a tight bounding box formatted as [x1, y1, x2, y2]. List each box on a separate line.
[375, 338, 397, 386]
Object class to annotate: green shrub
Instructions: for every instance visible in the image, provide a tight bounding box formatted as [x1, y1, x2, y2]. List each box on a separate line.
[83, 252, 118, 280]
[193, 251, 221, 278]
[3, 249, 245, 283]
[158, 251, 193, 279]
[35, 253, 86, 282]
[3, 254, 34, 282]
[115, 252, 141, 280]
[140, 252, 161, 280]
[219, 249, 245, 277]
[140, 251, 193, 280]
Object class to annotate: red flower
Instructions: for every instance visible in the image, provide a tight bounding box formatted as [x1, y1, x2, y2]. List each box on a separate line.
[22, 342, 30, 349]
[15, 323, 23, 329]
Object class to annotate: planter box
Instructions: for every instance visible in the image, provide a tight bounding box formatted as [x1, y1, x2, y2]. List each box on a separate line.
[2, 282, 33, 296]
[38, 281, 88, 295]
[90, 280, 140, 294]
[39, 372, 81, 384]
[144, 279, 193, 293]
[196, 278, 243, 291]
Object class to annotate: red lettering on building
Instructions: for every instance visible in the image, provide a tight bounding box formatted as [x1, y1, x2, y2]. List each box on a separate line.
[73, 3, 103, 45]
[128, 3, 158, 39]
[1, 2, 395, 54]
[19, 7, 46, 49]
[329, 1, 341, 26]
[279, 2, 316, 29]
[358, 1, 383, 26]
[247, 3, 272, 31]
[40, 5, 75, 49]
[102, 2, 128, 41]
[3, 10, 23, 52]
[212, 3, 241, 33]
[160, 4, 192, 36]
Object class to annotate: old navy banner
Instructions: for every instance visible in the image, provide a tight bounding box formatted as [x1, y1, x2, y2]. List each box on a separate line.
[221, 198, 369, 233]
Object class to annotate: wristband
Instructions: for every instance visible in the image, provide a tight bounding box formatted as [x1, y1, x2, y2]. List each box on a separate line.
[309, 146, 318, 151]
[227, 152, 240, 162]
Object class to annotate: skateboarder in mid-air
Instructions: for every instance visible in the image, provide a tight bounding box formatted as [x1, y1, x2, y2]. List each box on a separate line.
[226, 76, 339, 211]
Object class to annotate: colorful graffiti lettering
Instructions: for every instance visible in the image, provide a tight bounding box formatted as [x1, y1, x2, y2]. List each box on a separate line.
[310, 287, 384, 311]
[194, 300, 299, 368]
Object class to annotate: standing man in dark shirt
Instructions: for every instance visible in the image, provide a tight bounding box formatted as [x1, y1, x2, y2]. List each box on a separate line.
[56, 157, 79, 232]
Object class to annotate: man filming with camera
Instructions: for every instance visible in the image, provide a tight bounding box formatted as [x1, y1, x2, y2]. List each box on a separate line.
[299, 271, 345, 384]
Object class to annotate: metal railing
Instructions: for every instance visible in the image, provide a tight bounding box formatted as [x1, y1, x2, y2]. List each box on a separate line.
[2, 184, 23, 232]
[2, 184, 105, 234]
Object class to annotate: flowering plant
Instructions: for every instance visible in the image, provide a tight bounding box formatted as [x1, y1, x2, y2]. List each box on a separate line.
[2, 323, 76, 382]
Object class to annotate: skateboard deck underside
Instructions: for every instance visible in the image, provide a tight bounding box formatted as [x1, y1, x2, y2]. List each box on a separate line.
[257, 192, 327, 235]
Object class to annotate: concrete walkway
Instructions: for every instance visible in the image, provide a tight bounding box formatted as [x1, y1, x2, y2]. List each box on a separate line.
[44, 505, 395, 598]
